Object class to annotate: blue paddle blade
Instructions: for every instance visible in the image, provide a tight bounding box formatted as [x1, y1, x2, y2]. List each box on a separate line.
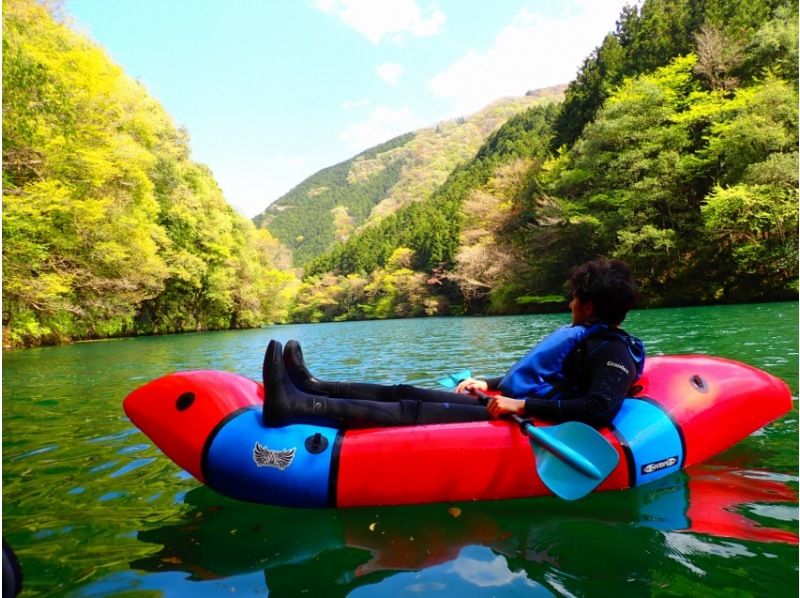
[529, 422, 619, 501]
[436, 369, 472, 389]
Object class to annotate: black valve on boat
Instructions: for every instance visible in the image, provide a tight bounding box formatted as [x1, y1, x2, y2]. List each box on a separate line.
[304, 432, 329, 454]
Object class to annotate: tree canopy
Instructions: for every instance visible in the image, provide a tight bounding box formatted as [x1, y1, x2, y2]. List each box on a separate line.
[3, 0, 296, 347]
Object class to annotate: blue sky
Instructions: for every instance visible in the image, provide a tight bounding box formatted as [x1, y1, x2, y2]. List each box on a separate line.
[66, 0, 634, 218]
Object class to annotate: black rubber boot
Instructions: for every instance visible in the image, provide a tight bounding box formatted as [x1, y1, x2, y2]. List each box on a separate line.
[283, 340, 332, 395]
[264, 341, 409, 428]
[284, 340, 406, 402]
[284, 340, 390, 400]
[263, 340, 331, 426]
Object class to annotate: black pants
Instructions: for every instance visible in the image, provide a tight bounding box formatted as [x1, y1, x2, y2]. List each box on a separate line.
[313, 382, 490, 428]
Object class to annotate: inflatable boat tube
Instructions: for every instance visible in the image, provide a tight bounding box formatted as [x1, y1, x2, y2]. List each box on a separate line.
[123, 355, 792, 507]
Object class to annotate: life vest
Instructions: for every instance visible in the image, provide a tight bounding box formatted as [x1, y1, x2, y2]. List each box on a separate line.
[497, 323, 645, 399]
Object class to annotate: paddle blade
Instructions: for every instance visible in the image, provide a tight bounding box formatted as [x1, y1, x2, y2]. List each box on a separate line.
[436, 369, 472, 389]
[531, 422, 619, 501]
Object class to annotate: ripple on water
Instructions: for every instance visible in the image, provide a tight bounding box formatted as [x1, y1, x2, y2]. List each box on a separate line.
[86, 428, 140, 444]
[748, 504, 799, 523]
[116, 444, 151, 455]
[33, 525, 76, 541]
[99, 491, 126, 502]
[740, 469, 800, 484]
[109, 458, 156, 479]
[665, 531, 757, 561]
[88, 460, 119, 474]
[11, 444, 59, 461]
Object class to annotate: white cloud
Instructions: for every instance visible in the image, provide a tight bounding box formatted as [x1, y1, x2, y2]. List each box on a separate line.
[314, 0, 446, 43]
[376, 62, 405, 86]
[339, 106, 425, 151]
[341, 97, 371, 110]
[449, 553, 532, 588]
[428, 0, 632, 117]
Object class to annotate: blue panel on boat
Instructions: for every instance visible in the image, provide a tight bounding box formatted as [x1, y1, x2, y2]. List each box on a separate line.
[613, 399, 684, 487]
[205, 409, 337, 507]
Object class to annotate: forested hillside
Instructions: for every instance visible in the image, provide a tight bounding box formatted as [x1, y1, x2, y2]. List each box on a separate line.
[2, 0, 297, 347]
[255, 91, 564, 266]
[290, 0, 798, 323]
[4, 0, 796, 344]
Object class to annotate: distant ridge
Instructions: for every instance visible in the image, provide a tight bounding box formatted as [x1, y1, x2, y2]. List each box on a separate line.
[254, 85, 566, 266]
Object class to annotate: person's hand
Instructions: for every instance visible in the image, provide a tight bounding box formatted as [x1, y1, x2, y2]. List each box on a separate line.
[487, 395, 525, 418]
[455, 378, 488, 394]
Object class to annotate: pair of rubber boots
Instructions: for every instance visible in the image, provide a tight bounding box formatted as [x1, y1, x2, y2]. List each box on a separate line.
[263, 340, 489, 429]
[262, 339, 421, 429]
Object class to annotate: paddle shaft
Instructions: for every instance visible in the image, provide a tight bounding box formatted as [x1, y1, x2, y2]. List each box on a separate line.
[473, 390, 604, 480]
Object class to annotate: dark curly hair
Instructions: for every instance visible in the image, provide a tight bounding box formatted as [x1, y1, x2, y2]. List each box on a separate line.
[569, 258, 640, 325]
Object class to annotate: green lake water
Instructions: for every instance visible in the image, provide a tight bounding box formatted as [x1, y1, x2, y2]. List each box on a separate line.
[3, 303, 798, 597]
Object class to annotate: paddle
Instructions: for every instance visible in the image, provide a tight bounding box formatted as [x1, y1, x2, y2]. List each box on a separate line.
[438, 374, 619, 500]
[436, 368, 473, 389]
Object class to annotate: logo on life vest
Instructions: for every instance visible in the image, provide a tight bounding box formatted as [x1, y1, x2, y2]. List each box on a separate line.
[253, 442, 296, 470]
[606, 360, 630, 375]
[641, 456, 678, 475]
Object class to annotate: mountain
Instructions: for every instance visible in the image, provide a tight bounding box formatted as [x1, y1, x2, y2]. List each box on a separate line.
[288, 0, 797, 324]
[254, 86, 566, 266]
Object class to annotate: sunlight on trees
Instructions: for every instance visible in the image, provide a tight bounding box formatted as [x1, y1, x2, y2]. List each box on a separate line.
[2, 0, 296, 346]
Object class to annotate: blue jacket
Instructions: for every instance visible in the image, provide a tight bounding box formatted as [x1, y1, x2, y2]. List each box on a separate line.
[498, 323, 645, 400]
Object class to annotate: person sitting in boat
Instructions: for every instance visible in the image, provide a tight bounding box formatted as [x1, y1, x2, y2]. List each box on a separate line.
[263, 258, 645, 429]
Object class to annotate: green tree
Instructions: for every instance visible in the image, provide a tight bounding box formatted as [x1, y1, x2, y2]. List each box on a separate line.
[3, 0, 168, 344]
[551, 0, 795, 150]
[702, 183, 798, 297]
[2, 0, 297, 346]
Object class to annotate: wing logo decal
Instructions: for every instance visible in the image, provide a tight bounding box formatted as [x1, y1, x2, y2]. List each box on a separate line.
[253, 442, 296, 471]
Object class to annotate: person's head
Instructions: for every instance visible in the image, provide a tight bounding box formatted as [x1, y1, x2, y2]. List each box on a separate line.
[568, 258, 640, 326]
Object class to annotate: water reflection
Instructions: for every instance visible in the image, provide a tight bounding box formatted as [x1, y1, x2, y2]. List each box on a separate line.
[116, 464, 796, 596]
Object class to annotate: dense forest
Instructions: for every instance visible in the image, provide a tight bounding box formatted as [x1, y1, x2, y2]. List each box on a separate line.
[2, 0, 297, 347]
[254, 132, 416, 267]
[255, 91, 562, 267]
[3, 0, 797, 346]
[289, 0, 798, 323]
